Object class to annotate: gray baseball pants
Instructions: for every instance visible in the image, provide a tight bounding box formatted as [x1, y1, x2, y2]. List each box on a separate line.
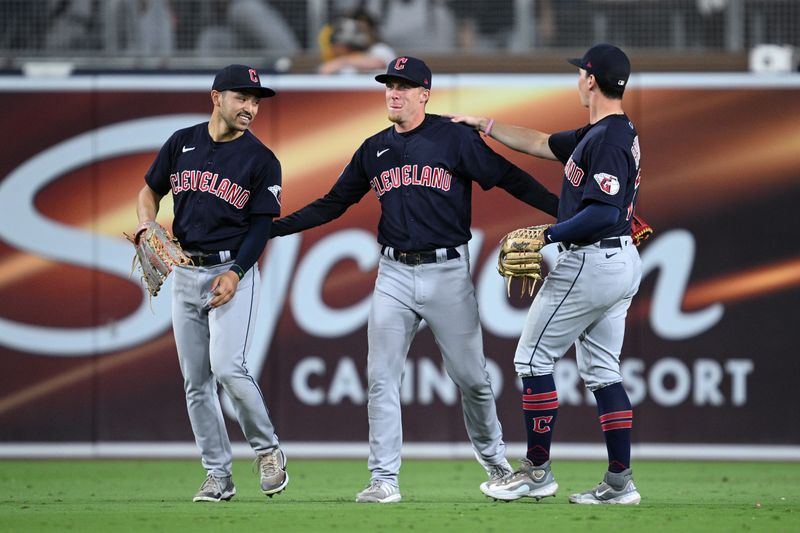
[172, 262, 279, 478]
[367, 244, 507, 485]
[514, 236, 642, 389]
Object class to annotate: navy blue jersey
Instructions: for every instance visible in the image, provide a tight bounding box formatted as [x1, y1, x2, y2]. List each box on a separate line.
[273, 114, 557, 250]
[548, 114, 641, 242]
[145, 122, 282, 251]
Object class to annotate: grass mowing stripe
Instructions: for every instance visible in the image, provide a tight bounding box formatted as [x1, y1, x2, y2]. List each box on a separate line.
[1, 459, 798, 532]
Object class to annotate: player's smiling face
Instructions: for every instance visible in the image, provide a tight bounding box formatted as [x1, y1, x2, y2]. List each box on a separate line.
[384, 79, 429, 132]
[216, 90, 261, 132]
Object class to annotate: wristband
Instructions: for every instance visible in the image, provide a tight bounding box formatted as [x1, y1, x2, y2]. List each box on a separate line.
[484, 118, 495, 137]
[229, 264, 245, 280]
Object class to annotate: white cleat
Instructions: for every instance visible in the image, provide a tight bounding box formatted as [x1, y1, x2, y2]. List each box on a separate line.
[478, 459, 514, 493]
[481, 459, 558, 502]
[192, 474, 236, 502]
[569, 468, 641, 505]
[355, 479, 402, 503]
[256, 448, 289, 497]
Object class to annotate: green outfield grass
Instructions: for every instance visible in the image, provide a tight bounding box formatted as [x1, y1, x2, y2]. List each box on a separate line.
[1, 459, 798, 532]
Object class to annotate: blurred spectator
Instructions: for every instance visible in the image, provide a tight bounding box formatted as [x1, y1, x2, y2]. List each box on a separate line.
[379, 0, 457, 52]
[508, 0, 556, 51]
[333, 0, 457, 53]
[103, 0, 175, 57]
[451, 0, 556, 51]
[318, 11, 396, 74]
[44, 0, 100, 50]
[195, 0, 300, 56]
[696, 0, 728, 16]
[450, 0, 513, 51]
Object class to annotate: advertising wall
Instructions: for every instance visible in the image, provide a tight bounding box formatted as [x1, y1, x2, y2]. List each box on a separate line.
[0, 73, 798, 457]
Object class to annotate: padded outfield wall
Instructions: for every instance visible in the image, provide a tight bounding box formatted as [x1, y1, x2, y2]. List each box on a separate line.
[0, 73, 798, 459]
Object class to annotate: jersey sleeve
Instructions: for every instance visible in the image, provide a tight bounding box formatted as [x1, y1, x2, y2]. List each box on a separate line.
[248, 155, 282, 217]
[144, 132, 178, 195]
[548, 129, 580, 165]
[271, 145, 372, 236]
[332, 146, 374, 202]
[453, 127, 516, 190]
[495, 166, 559, 217]
[582, 142, 631, 209]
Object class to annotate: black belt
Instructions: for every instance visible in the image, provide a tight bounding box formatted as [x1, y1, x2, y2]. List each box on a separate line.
[597, 237, 623, 249]
[382, 246, 461, 266]
[559, 237, 622, 253]
[186, 250, 237, 267]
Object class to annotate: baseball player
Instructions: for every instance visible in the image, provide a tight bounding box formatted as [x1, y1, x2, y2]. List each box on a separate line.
[451, 44, 643, 505]
[134, 64, 288, 502]
[270, 57, 559, 503]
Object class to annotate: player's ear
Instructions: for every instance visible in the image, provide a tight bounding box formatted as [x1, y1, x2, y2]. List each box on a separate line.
[211, 89, 222, 106]
[419, 88, 430, 104]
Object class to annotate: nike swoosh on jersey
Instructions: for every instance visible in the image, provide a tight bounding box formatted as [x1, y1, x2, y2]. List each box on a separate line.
[377, 148, 390, 157]
[605, 252, 618, 259]
[182, 146, 196, 153]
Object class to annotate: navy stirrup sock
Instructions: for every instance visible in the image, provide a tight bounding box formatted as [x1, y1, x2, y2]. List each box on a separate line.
[593, 382, 633, 473]
[521, 374, 559, 466]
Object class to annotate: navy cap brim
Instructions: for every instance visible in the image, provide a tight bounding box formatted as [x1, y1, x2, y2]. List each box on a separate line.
[224, 85, 276, 98]
[375, 73, 424, 87]
[567, 58, 584, 69]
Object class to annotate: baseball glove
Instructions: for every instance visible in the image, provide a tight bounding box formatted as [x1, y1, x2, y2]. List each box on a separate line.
[497, 224, 551, 297]
[631, 213, 654, 247]
[125, 221, 191, 297]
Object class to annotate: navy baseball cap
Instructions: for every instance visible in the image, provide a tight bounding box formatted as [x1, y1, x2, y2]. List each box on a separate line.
[212, 64, 276, 98]
[568, 44, 630, 89]
[375, 57, 432, 89]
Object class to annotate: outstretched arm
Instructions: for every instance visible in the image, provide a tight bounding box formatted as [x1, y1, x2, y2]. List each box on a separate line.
[272, 150, 372, 237]
[449, 114, 558, 161]
[495, 167, 559, 218]
[271, 190, 359, 237]
[455, 126, 559, 218]
[270, 172, 370, 237]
